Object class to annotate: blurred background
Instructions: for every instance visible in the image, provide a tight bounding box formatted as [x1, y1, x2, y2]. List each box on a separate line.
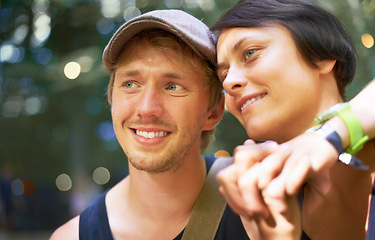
[0, 0, 374, 239]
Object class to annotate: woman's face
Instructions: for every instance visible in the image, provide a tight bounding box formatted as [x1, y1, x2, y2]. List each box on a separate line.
[217, 25, 324, 143]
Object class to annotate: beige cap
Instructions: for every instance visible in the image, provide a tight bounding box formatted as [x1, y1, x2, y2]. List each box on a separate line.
[102, 9, 216, 70]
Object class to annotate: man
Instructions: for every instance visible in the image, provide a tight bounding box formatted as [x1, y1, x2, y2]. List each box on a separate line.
[50, 9, 255, 240]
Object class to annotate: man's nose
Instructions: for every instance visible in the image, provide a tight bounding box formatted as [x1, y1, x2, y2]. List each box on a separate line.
[136, 86, 163, 119]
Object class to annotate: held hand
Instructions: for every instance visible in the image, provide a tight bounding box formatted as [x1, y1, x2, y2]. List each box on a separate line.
[217, 140, 282, 218]
[255, 177, 302, 240]
[217, 140, 302, 239]
[217, 135, 339, 240]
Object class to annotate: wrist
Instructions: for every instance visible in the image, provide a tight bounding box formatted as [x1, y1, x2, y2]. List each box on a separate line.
[306, 124, 343, 154]
[326, 116, 350, 149]
[305, 123, 370, 171]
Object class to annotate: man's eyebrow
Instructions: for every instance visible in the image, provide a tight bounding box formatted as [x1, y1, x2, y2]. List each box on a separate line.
[117, 70, 140, 77]
[116, 70, 183, 80]
[163, 72, 183, 79]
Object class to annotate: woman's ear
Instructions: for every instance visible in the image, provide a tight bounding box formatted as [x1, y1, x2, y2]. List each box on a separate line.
[318, 59, 336, 74]
[203, 95, 225, 131]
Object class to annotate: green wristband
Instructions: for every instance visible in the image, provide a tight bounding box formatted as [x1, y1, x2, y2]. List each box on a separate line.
[336, 104, 369, 155]
[315, 103, 369, 155]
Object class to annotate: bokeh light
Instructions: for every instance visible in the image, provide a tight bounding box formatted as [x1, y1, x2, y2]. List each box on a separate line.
[0, 44, 25, 63]
[77, 55, 94, 73]
[123, 5, 141, 21]
[56, 173, 72, 191]
[13, 24, 29, 44]
[214, 150, 231, 158]
[101, 0, 121, 18]
[2, 96, 24, 118]
[64, 61, 81, 79]
[24, 96, 43, 115]
[95, 120, 116, 141]
[31, 13, 51, 47]
[84, 96, 103, 115]
[23, 179, 35, 196]
[11, 178, 24, 196]
[34, 47, 52, 65]
[96, 18, 116, 34]
[362, 33, 374, 48]
[93, 167, 111, 185]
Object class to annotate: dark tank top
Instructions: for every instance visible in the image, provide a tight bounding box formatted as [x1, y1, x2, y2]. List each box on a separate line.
[79, 155, 250, 240]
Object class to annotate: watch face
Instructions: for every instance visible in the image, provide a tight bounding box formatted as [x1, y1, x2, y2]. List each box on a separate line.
[315, 103, 350, 124]
[338, 152, 352, 165]
[338, 152, 370, 171]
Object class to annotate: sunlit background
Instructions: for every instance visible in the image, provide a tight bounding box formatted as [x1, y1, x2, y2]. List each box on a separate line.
[0, 0, 374, 239]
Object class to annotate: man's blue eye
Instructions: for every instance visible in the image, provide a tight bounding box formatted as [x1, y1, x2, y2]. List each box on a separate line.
[168, 84, 178, 91]
[125, 82, 133, 88]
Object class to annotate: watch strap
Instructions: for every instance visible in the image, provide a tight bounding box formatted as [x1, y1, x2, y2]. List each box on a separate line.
[315, 103, 350, 124]
[306, 124, 369, 171]
[336, 104, 369, 155]
[315, 103, 369, 155]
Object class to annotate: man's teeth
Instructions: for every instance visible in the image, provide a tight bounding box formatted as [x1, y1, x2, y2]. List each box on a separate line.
[241, 94, 266, 111]
[136, 130, 168, 139]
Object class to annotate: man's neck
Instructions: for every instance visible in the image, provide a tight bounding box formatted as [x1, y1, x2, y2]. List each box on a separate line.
[128, 154, 207, 213]
[106, 153, 208, 239]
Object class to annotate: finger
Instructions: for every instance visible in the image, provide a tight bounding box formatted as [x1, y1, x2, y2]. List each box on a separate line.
[257, 145, 292, 191]
[237, 163, 270, 218]
[285, 156, 311, 195]
[217, 165, 250, 216]
[243, 139, 256, 145]
[260, 186, 302, 239]
[233, 141, 279, 178]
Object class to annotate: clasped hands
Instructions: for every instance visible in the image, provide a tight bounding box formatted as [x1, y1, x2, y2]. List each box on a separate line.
[217, 134, 339, 239]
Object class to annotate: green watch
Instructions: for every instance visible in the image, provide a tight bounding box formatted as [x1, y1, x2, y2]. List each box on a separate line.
[315, 102, 369, 155]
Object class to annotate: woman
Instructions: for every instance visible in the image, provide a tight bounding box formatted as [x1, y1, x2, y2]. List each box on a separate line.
[211, 0, 375, 239]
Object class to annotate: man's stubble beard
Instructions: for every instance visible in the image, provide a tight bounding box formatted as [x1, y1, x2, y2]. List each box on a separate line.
[126, 123, 202, 174]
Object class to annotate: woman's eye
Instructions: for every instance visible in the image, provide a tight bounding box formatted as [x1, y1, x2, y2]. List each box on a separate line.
[245, 49, 256, 60]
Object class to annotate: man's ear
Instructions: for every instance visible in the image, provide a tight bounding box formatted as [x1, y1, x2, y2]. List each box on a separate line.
[318, 59, 336, 74]
[203, 95, 225, 131]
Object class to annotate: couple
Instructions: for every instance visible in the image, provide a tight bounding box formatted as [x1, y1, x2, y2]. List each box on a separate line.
[51, 0, 375, 239]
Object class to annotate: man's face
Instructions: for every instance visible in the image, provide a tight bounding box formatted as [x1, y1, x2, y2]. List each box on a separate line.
[216, 25, 323, 143]
[111, 39, 213, 173]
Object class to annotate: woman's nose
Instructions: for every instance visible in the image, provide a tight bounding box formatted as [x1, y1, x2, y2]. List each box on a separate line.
[222, 68, 248, 96]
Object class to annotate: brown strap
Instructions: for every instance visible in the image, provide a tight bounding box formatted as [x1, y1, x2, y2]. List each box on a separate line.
[181, 157, 232, 240]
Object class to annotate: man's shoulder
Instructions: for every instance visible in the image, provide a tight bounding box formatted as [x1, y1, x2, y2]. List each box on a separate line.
[50, 215, 80, 240]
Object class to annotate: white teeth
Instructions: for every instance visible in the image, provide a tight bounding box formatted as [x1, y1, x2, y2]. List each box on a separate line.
[136, 130, 167, 139]
[241, 93, 266, 111]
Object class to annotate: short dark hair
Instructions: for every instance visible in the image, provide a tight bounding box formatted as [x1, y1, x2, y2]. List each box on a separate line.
[211, 0, 357, 99]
